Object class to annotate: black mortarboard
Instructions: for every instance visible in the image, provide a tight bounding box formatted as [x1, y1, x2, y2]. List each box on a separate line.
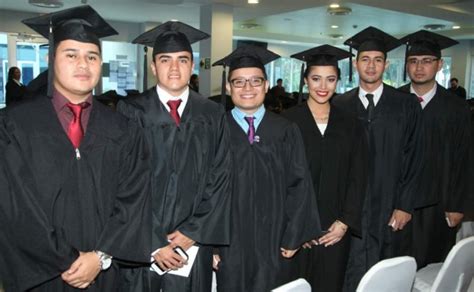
[344, 26, 401, 54]
[291, 44, 353, 67]
[291, 45, 352, 104]
[401, 30, 458, 58]
[132, 21, 210, 57]
[212, 45, 280, 107]
[22, 5, 118, 96]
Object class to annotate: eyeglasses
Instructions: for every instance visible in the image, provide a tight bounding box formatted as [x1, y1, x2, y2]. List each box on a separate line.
[407, 58, 439, 66]
[230, 77, 265, 88]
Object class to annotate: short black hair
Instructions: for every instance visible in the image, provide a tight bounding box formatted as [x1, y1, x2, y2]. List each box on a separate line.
[450, 77, 458, 83]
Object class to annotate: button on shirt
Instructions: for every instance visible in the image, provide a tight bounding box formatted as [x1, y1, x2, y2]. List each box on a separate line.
[410, 83, 437, 109]
[156, 84, 189, 116]
[231, 105, 265, 133]
[358, 83, 384, 109]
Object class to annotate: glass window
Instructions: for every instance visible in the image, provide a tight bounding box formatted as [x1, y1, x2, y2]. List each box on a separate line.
[0, 33, 8, 107]
[101, 41, 138, 96]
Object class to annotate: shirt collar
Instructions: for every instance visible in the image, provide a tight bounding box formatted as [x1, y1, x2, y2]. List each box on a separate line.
[156, 84, 189, 115]
[359, 83, 384, 108]
[51, 88, 93, 112]
[410, 83, 437, 109]
[231, 104, 266, 131]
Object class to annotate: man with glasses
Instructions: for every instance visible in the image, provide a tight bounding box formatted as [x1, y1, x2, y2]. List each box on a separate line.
[332, 27, 423, 291]
[212, 46, 321, 291]
[399, 30, 471, 268]
[117, 22, 231, 292]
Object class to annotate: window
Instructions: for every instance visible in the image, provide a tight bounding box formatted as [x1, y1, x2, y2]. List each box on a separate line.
[101, 41, 138, 96]
[0, 33, 8, 108]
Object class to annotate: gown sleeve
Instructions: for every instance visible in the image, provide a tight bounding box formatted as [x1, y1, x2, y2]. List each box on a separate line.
[0, 111, 78, 291]
[95, 120, 152, 263]
[340, 120, 368, 237]
[280, 123, 321, 249]
[177, 111, 232, 245]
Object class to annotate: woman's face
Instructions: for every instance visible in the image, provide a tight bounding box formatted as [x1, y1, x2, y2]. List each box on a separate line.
[305, 65, 338, 105]
[13, 68, 21, 81]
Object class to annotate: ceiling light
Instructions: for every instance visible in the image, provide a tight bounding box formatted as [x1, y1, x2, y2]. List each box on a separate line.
[29, 0, 64, 8]
[328, 33, 344, 39]
[331, 25, 339, 28]
[281, 41, 288, 44]
[423, 24, 446, 31]
[248, 0, 259, 4]
[329, 3, 340, 8]
[452, 25, 461, 29]
[327, 6, 352, 16]
[240, 23, 260, 29]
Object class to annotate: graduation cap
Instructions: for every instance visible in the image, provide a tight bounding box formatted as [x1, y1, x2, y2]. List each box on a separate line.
[291, 44, 352, 104]
[132, 21, 210, 57]
[22, 5, 118, 97]
[344, 27, 401, 81]
[401, 30, 458, 58]
[212, 45, 280, 107]
[400, 30, 458, 80]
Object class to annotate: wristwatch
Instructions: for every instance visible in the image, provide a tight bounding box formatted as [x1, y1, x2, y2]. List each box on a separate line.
[94, 250, 112, 271]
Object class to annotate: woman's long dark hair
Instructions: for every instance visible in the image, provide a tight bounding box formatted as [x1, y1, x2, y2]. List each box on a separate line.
[7, 66, 20, 82]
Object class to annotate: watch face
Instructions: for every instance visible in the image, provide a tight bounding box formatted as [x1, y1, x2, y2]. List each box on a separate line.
[102, 257, 112, 270]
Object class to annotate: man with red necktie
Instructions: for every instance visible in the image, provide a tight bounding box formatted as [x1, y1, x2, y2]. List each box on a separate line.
[0, 6, 151, 291]
[399, 30, 472, 269]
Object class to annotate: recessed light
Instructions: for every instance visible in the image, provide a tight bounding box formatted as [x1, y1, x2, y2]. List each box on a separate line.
[327, 6, 352, 16]
[452, 25, 461, 29]
[423, 24, 446, 31]
[329, 3, 340, 8]
[331, 25, 339, 29]
[29, 0, 63, 8]
[248, 0, 259, 4]
[281, 41, 288, 44]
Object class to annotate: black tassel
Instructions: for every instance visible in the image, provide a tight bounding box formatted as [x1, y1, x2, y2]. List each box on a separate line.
[403, 44, 409, 82]
[349, 46, 353, 83]
[143, 46, 148, 91]
[221, 65, 227, 108]
[47, 20, 54, 97]
[298, 62, 305, 104]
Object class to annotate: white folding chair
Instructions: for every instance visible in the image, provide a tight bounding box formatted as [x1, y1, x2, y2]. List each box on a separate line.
[413, 236, 474, 292]
[272, 278, 311, 292]
[356, 256, 417, 292]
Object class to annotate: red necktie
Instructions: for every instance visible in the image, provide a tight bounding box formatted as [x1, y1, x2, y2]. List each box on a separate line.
[167, 99, 182, 126]
[417, 96, 424, 103]
[66, 102, 90, 148]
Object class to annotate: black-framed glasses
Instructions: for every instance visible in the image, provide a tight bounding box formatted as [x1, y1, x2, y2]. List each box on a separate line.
[407, 58, 439, 66]
[230, 77, 265, 88]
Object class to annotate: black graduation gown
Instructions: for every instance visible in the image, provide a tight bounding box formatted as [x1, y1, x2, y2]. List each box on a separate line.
[282, 103, 368, 292]
[331, 84, 423, 291]
[216, 110, 321, 292]
[5, 80, 27, 106]
[399, 83, 472, 268]
[117, 88, 231, 292]
[0, 95, 151, 291]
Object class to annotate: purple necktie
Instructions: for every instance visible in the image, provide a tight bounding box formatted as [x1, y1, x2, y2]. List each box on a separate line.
[244, 116, 255, 144]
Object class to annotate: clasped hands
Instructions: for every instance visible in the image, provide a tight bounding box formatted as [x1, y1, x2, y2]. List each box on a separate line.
[153, 230, 194, 272]
[61, 251, 101, 289]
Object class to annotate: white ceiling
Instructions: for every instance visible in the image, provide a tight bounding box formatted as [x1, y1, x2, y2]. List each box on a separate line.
[1, 0, 473, 47]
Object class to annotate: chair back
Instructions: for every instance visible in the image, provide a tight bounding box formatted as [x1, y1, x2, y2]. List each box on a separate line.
[432, 236, 474, 292]
[356, 256, 417, 292]
[272, 278, 311, 292]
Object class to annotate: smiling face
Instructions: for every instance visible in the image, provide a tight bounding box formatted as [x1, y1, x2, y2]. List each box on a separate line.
[53, 39, 102, 103]
[305, 65, 338, 105]
[226, 67, 269, 115]
[406, 55, 442, 86]
[355, 50, 388, 87]
[151, 51, 194, 96]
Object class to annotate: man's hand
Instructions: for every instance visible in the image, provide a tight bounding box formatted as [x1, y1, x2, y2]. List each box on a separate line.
[318, 220, 348, 247]
[212, 254, 221, 271]
[388, 209, 412, 231]
[167, 230, 195, 251]
[445, 212, 464, 227]
[152, 245, 186, 271]
[280, 248, 299, 258]
[61, 251, 101, 289]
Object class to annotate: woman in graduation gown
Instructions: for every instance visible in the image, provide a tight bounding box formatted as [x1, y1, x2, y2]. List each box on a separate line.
[212, 45, 321, 292]
[283, 45, 368, 292]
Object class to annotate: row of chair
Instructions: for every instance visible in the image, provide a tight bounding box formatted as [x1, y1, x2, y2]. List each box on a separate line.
[273, 236, 474, 292]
